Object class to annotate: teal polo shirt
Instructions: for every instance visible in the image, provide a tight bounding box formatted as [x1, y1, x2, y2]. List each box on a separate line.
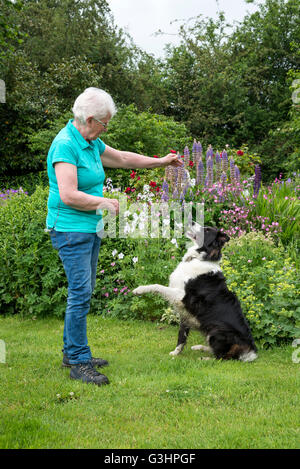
[46, 119, 106, 233]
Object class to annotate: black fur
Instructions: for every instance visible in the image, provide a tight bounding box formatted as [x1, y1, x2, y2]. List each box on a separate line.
[182, 271, 257, 360]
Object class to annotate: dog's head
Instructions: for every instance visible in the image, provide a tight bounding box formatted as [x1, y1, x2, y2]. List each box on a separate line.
[185, 224, 230, 262]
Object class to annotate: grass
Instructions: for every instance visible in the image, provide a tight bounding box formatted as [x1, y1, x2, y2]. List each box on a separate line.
[0, 315, 299, 449]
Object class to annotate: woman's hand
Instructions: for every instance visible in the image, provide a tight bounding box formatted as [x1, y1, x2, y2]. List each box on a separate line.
[97, 198, 119, 215]
[160, 153, 183, 168]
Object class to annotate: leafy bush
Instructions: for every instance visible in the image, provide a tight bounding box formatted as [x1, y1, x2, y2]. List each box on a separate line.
[0, 186, 67, 317]
[222, 232, 300, 347]
[101, 104, 191, 188]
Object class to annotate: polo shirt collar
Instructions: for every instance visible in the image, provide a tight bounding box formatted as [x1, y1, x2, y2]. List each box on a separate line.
[67, 119, 91, 150]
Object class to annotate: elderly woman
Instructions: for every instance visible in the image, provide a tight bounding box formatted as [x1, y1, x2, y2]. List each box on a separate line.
[47, 87, 182, 386]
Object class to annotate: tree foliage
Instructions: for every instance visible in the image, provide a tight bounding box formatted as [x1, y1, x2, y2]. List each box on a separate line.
[0, 0, 299, 179]
[163, 0, 300, 177]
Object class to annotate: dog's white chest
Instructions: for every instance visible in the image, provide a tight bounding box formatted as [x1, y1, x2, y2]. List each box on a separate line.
[169, 259, 221, 290]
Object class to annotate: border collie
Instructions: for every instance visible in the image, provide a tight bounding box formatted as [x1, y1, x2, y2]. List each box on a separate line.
[133, 225, 257, 362]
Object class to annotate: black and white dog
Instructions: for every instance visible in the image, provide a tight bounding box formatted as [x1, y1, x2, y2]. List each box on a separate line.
[133, 225, 257, 362]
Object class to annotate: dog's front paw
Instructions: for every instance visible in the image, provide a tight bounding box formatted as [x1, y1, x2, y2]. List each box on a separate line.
[132, 286, 147, 295]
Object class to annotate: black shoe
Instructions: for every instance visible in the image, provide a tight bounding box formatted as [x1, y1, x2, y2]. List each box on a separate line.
[62, 353, 109, 369]
[70, 362, 109, 386]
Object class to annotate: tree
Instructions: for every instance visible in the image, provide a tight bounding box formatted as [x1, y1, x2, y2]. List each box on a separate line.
[163, 0, 300, 177]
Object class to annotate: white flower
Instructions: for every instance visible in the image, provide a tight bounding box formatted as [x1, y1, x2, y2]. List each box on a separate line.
[118, 253, 124, 259]
[112, 249, 118, 257]
[132, 257, 138, 263]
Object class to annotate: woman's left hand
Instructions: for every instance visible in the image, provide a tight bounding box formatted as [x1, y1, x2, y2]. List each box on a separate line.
[160, 153, 184, 168]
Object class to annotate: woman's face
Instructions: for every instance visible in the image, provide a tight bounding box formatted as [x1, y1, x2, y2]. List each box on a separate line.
[85, 114, 111, 140]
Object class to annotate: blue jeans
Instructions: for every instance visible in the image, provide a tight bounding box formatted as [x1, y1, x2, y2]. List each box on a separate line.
[49, 230, 101, 364]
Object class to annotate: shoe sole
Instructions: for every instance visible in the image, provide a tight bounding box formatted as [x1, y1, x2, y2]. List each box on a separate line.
[70, 375, 110, 386]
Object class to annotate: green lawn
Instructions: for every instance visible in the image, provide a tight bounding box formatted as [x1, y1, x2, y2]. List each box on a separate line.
[0, 316, 299, 449]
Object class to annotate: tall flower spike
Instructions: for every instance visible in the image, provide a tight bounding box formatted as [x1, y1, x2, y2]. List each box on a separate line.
[206, 145, 213, 159]
[207, 156, 214, 187]
[221, 150, 228, 173]
[230, 158, 235, 184]
[253, 165, 261, 197]
[192, 139, 197, 165]
[234, 165, 240, 184]
[197, 158, 204, 186]
[184, 145, 190, 169]
[215, 151, 221, 181]
[221, 171, 227, 188]
[195, 141, 202, 170]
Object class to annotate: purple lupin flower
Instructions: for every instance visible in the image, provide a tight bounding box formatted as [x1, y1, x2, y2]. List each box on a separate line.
[221, 150, 228, 173]
[206, 145, 213, 160]
[197, 158, 204, 185]
[173, 188, 179, 200]
[161, 179, 169, 202]
[230, 158, 235, 184]
[215, 151, 221, 181]
[207, 156, 214, 187]
[234, 165, 240, 184]
[253, 165, 262, 197]
[221, 171, 227, 188]
[184, 145, 190, 168]
[192, 139, 197, 165]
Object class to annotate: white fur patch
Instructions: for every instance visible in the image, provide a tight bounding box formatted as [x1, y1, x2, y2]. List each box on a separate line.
[169, 344, 184, 356]
[239, 351, 257, 362]
[169, 251, 221, 291]
[191, 345, 212, 352]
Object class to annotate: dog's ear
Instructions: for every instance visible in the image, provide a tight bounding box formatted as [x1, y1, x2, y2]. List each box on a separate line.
[203, 227, 218, 249]
[217, 231, 230, 247]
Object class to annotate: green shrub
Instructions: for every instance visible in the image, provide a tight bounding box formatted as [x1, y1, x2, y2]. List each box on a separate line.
[247, 176, 300, 247]
[222, 232, 300, 347]
[0, 186, 67, 317]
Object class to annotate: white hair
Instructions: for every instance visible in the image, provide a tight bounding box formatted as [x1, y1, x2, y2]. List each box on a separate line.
[72, 87, 117, 124]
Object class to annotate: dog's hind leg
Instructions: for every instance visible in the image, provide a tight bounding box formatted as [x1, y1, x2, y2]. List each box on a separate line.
[191, 344, 213, 353]
[133, 284, 184, 306]
[170, 324, 190, 356]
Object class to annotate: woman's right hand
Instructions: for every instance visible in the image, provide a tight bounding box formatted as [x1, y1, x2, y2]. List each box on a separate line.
[97, 198, 119, 215]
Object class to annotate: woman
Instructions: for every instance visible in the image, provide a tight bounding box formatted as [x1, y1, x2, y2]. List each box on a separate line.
[47, 87, 182, 386]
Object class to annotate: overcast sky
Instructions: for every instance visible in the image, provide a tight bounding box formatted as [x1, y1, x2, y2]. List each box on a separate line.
[107, 0, 263, 58]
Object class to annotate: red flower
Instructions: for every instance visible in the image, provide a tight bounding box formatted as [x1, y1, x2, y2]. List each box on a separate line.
[181, 155, 185, 158]
[189, 161, 194, 167]
[130, 171, 136, 179]
[137, 176, 141, 181]
[125, 187, 131, 193]
[153, 155, 159, 158]
[237, 150, 244, 156]
[170, 150, 177, 154]
[149, 181, 157, 187]
[156, 186, 160, 192]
